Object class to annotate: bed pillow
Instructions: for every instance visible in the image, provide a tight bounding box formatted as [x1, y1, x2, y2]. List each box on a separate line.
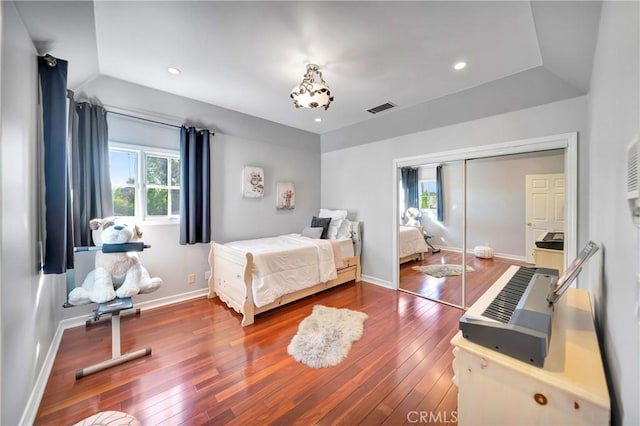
[301, 226, 323, 239]
[335, 219, 353, 239]
[319, 209, 348, 239]
[310, 216, 332, 239]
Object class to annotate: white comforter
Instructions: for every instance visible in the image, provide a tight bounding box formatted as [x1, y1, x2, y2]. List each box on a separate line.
[225, 234, 338, 307]
[399, 225, 430, 258]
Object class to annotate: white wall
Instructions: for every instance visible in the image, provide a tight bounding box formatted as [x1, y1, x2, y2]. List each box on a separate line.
[0, 3, 62, 425]
[415, 151, 565, 258]
[466, 150, 564, 257]
[62, 76, 322, 320]
[587, 1, 639, 424]
[321, 96, 588, 285]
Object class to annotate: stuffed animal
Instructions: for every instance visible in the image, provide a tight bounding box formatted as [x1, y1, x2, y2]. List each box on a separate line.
[405, 207, 422, 227]
[68, 217, 163, 306]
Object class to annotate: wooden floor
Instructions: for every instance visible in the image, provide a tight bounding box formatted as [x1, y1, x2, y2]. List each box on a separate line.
[399, 251, 530, 308]
[36, 282, 463, 425]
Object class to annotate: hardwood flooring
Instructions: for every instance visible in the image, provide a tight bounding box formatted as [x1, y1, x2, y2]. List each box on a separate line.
[36, 282, 463, 425]
[399, 251, 531, 308]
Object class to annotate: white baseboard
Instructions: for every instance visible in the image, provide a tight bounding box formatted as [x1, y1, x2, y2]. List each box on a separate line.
[492, 252, 529, 263]
[436, 246, 528, 263]
[19, 325, 65, 426]
[20, 288, 209, 425]
[361, 274, 395, 290]
[58, 288, 209, 330]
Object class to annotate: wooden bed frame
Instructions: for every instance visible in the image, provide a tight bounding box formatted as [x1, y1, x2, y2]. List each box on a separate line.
[400, 251, 424, 264]
[207, 222, 362, 326]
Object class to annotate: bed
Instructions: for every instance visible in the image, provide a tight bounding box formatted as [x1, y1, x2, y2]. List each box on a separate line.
[208, 221, 362, 326]
[399, 225, 431, 264]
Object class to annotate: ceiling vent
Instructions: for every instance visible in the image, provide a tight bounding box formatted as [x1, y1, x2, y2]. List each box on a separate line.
[367, 102, 396, 114]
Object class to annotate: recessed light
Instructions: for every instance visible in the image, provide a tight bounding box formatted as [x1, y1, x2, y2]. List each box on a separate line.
[167, 67, 181, 75]
[453, 61, 467, 71]
[314, 118, 322, 123]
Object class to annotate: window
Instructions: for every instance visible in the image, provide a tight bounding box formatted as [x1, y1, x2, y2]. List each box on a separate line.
[420, 180, 438, 211]
[146, 155, 180, 216]
[111, 149, 138, 216]
[110, 146, 180, 220]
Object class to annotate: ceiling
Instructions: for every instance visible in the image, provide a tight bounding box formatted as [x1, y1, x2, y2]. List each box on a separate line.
[14, 1, 602, 135]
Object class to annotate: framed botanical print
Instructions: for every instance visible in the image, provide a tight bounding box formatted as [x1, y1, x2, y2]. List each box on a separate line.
[276, 182, 295, 209]
[242, 166, 265, 198]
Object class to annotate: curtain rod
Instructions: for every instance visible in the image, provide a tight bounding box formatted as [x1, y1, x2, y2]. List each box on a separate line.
[106, 110, 215, 135]
[39, 53, 58, 67]
[107, 110, 181, 130]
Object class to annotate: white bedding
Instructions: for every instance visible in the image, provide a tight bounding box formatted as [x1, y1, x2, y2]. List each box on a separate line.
[334, 237, 355, 259]
[399, 225, 430, 258]
[225, 234, 339, 307]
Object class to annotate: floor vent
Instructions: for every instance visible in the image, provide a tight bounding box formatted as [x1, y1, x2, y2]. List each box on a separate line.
[367, 102, 396, 114]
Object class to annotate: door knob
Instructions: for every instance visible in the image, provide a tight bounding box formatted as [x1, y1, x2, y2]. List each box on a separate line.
[527, 222, 533, 226]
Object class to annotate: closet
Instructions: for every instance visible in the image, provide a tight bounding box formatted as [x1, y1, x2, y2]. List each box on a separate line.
[394, 133, 577, 309]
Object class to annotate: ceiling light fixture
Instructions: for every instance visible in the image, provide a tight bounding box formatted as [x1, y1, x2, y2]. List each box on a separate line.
[314, 117, 322, 123]
[453, 61, 467, 71]
[291, 64, 333, 110]
[167, 67, 181, 75]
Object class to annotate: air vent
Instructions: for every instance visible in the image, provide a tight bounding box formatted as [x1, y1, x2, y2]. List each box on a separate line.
[367, 102, 396, 114]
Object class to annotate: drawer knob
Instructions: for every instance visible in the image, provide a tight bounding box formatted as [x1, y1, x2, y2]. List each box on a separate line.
[534, 393, 548, 405]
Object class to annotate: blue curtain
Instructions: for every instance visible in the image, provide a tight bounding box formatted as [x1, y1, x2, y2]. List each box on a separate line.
[401, 167, 419, 213]
[180, 126, 212, 245]
[39, 55, 73, 274]
[436, 164, 444, 222]
[69, 101, 113, 246]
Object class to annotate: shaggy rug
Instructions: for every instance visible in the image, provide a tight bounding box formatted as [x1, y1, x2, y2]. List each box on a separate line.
[412, 264, 475, 278]
[287, 305, 368, 368]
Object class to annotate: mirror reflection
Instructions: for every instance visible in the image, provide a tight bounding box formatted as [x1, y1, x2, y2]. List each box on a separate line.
[398, 161, 464, 307]
[398, 149, 566, 310]
[465, 149, 565, 307]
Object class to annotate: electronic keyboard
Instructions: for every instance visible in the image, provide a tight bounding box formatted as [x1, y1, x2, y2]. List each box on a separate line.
[459, 241, 599, 367]
[459, 266, 558, 367]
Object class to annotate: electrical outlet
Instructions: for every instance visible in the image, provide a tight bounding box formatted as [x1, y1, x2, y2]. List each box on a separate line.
[205, 271, 211, 280]
[187, 273, 196, 284]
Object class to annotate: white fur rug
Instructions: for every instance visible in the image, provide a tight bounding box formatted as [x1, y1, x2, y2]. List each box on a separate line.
[287, 305, 368, 368]
[412, 264, 475, 278]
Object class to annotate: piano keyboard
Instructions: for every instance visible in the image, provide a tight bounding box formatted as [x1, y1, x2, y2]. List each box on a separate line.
[482, 267, 536, 323]
[459, 264, 560, 367]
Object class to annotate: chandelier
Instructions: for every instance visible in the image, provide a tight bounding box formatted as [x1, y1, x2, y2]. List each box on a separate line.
[290, 64, 333, 110]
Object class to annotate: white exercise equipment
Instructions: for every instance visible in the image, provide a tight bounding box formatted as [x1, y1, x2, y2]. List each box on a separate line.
[66, 244, 153, 380]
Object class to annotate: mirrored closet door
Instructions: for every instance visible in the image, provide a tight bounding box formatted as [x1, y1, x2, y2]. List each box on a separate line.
[398, 160, 466, 308]
[395, 133, 575, 311]
[465, 149, 565, 308]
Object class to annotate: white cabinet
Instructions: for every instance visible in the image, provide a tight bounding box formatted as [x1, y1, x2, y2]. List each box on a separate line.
[451, 288, 610, 425]
[533, 247, 565, 275]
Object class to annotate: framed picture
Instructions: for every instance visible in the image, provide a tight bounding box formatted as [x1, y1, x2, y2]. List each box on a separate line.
[276, 182, 295, 209]
[242, 166, 265, 198]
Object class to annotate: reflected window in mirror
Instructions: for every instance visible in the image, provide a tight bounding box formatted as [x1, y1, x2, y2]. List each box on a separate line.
[420, 180, 438, 211]
[418, 164, 443, 222]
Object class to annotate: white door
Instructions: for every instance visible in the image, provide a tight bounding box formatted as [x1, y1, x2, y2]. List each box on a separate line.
[525, 174, 565, 263]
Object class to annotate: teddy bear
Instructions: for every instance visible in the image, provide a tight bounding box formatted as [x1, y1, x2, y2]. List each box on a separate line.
[68, 217, 163, 306]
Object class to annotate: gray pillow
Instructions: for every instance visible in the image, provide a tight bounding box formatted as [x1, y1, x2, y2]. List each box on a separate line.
[301, 226, 323, 239]
[310, 216, 332, 239]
